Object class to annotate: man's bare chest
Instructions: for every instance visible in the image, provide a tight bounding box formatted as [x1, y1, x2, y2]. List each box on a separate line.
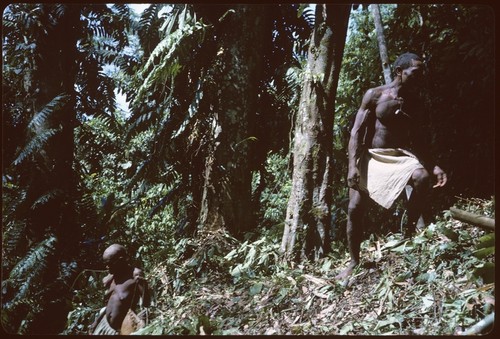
[374, 96, 410, 123]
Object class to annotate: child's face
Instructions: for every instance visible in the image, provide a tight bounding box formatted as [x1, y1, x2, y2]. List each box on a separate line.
[103, 255, 125, 274]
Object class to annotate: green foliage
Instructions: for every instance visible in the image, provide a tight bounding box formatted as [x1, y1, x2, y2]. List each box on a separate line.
[132, 6, 209, 110]
[13, 127, 61, 166]
[127, 5, 209, 136]
[62, 270, 108, 335]
[134, 197, 494, 335]
[3, 2, 495, 336]
[2, 3, 136, 334]
[225, 234, 282, 283]
[27, 94, 70, 130]
[253, 151, 291, 228]
[1, 236, 64, 334]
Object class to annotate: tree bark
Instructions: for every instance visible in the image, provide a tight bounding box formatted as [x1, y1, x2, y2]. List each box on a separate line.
[370, 4, 392, 85]
[281, 4, 350, 261]
[449, 207, 495, 231]
[198, 5, 266, 237]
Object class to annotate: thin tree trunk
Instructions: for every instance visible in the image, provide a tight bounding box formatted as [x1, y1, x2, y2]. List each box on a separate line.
[370, 4, 392, 85]
[281, 4, 350, 261]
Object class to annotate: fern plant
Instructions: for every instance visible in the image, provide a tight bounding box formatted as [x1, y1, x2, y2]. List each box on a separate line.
[2, 3, 136, 334]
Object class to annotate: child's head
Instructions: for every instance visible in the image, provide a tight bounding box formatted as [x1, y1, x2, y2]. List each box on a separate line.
[133, 267, 143, 279]
[103, 244, 128, 274]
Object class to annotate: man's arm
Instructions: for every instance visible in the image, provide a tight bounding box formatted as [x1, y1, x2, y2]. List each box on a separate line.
[347, 89, 374, 190]
[409, 109, 447, 188]
[138, 278, 151, 308]
[133, 268, 151, 308]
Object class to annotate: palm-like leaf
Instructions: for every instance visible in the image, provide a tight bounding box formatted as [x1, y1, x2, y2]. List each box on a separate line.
[27, 94, 70, 130]
[127, 5, 211, 138]
[13, 127, 61, 166]
[2, 3, 136, 333]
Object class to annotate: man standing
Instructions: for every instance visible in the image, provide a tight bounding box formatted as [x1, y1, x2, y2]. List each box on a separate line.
[337, 52, 447, 279]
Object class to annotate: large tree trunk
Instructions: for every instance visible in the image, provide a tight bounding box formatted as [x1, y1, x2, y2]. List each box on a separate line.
[370, 4, 392, 85]
[281, 4, 350, 261]
[198, 5, 265, 237]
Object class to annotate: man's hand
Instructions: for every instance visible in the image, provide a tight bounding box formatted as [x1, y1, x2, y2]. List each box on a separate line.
[347, 166, 361, 190]
[432, 165, 447, 188]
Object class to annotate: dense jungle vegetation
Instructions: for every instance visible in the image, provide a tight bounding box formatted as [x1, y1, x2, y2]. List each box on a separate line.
[2, 3, 495, 335]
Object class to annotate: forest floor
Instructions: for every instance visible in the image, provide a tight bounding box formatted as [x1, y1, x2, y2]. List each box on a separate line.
[133, 199, 495, 335]
[66, 198, 495, 335]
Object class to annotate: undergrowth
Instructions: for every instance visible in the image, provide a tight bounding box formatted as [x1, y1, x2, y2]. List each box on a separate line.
[64, 197, 494, 335]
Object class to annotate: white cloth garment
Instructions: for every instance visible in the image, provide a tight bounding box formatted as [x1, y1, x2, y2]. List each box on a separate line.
[358, 148, 424, 209]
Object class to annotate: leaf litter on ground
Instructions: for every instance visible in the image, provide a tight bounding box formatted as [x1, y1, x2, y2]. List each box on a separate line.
[67, 198, 495, 335]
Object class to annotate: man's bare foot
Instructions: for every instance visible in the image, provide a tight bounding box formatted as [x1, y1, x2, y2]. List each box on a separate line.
[335, 261, 358, 280]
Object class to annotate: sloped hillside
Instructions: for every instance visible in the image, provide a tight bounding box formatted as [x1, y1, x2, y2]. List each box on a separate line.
[65, 197, 494, 335]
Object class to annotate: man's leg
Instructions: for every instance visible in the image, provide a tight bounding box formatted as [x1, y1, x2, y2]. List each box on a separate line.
[336, 188, 366, 279]
[405, 168, 430, 237]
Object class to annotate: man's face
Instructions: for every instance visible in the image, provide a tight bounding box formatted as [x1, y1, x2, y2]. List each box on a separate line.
[402, 59, 424, 86]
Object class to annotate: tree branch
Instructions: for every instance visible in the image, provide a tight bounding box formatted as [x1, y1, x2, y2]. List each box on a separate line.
[459, 312, 495, 335]
[449, 207, 495, 231]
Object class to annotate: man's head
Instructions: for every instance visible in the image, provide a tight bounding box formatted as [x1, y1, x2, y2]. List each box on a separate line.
[393, 52, 422, 71]
[393, 52, 424, 86]
[103, 244, 128, 274]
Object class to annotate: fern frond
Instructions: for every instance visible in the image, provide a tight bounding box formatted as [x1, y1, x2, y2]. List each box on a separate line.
[13, 127, 61, 166]
[114, 53, 140, 77]
[299, 5, 315, 28]
[132, 16, 209, 108]
[9, 236, 57, 282]
[30, 188, 63, 210]
[27, 94, 70, 130]
[94, 41, 119, 64]
[1, 220, 28, 272]
[111, 3, 130, 19]
[3, 4, 44, 34]
[3, 236, 63, 335]
[139, 4, 160, 33]
[52, 4, 66, 20]
[75, 191, 99, 227]
[128, 110, 158, 132]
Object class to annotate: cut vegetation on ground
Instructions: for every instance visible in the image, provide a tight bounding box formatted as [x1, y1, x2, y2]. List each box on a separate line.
[65, 197, 495, 335]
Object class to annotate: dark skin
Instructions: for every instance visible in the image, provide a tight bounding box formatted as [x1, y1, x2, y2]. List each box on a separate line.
[89, 244, 150, 333]
[336, 58, 447, 279]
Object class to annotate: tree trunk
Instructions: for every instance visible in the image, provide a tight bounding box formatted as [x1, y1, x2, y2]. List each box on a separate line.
[370, 4, 392, 85]
[198, 5, 265, 237]
[281, 4, 350, 261]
